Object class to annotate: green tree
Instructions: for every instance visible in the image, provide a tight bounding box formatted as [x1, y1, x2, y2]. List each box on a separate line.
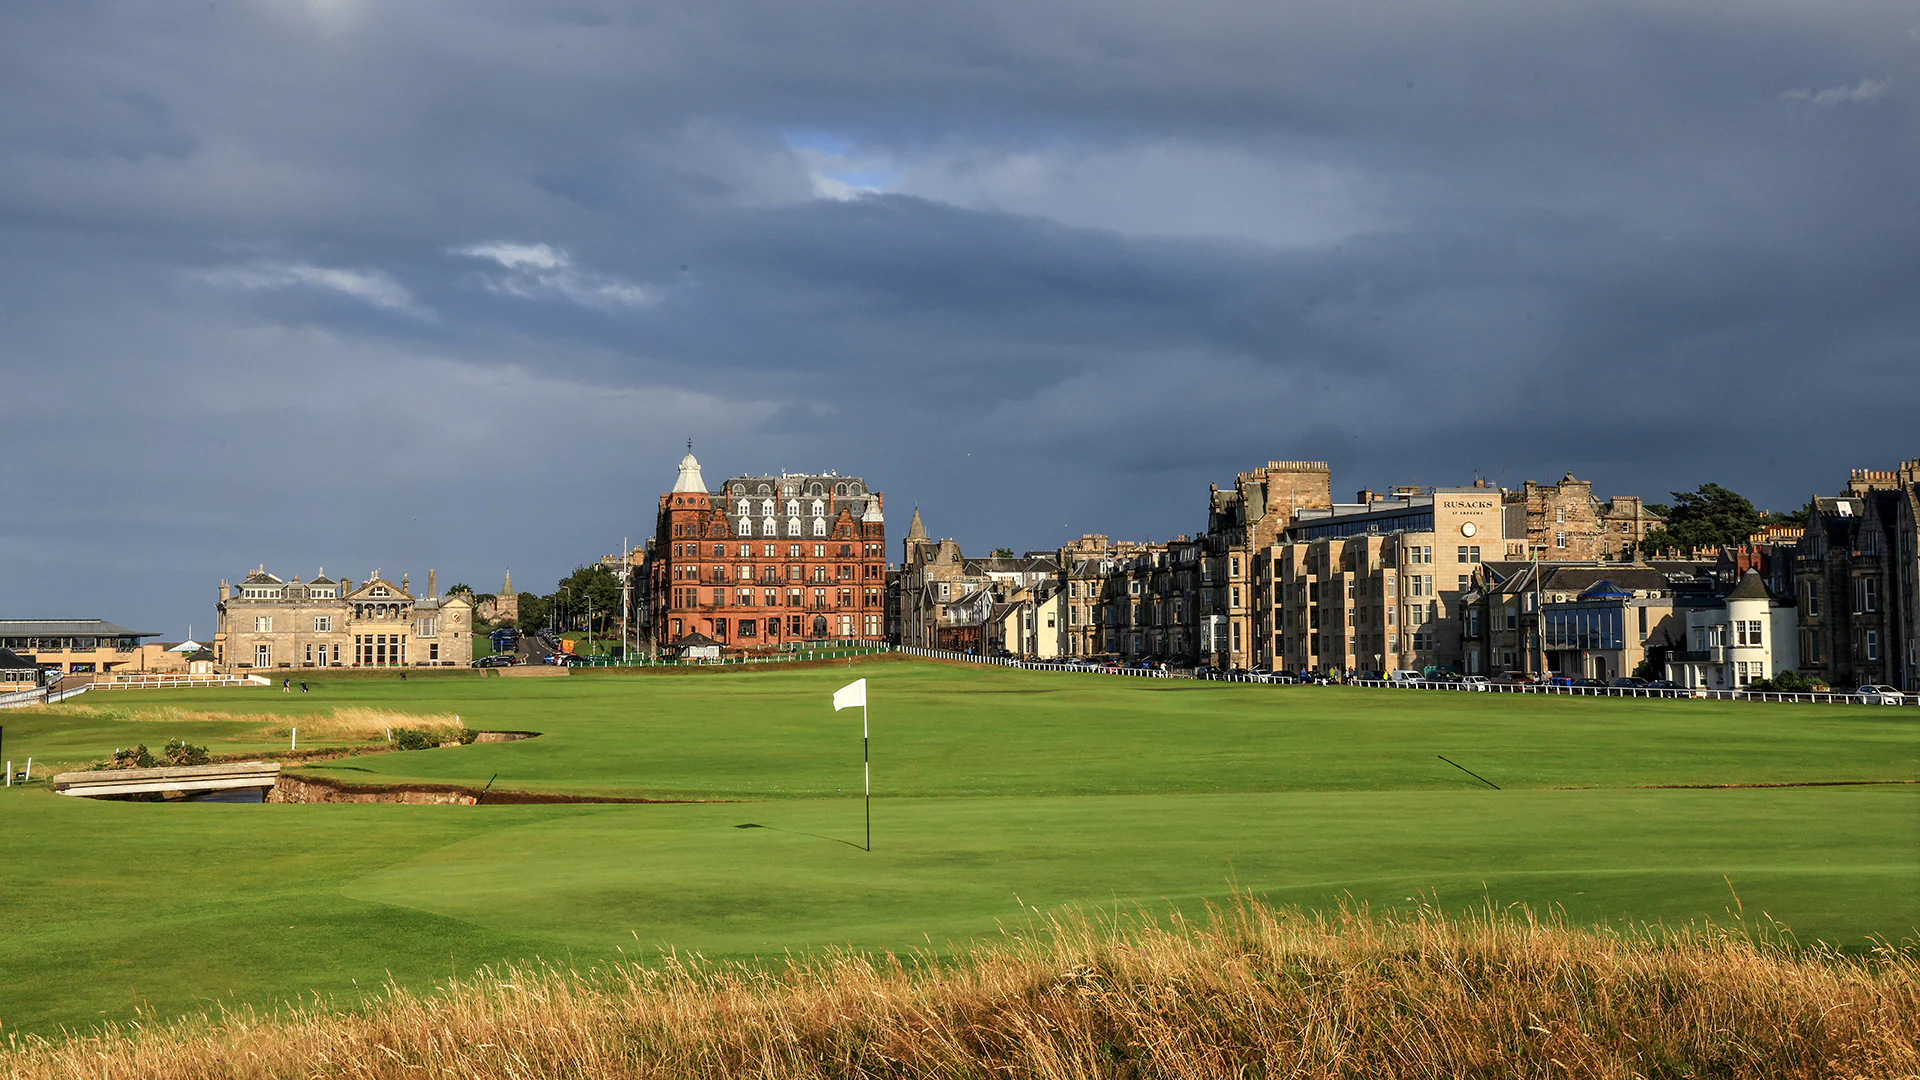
[1637, 483, 1766, 557]
[990, 547, 1015, 558]
[516, 592, 552, 633]
[555, 565, 623, 633]
[445, 583, 473, 598]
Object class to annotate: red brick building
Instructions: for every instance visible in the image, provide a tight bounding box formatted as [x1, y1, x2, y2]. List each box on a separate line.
[647, 449, 888, 650]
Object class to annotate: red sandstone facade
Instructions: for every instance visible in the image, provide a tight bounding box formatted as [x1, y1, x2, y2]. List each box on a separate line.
[647, 451, 887, 650]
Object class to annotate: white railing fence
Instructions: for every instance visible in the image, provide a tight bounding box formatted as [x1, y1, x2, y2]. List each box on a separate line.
[895, 646, 1172, 677]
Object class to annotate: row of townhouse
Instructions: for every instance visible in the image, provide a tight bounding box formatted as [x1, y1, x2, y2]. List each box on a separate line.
[895, 457, 1918, 691]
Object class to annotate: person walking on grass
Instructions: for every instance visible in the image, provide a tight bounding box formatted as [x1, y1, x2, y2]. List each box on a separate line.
[299, 681, 309, 694]
[282, 677, 290, 693]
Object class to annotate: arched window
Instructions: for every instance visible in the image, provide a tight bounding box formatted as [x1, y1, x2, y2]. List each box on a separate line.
[813, 518, 827, 537]
[834, 483, 846, 496]
[812, 615, 828, 637]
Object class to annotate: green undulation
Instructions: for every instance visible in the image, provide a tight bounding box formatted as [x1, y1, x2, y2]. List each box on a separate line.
[0, 658, 1914, 1037]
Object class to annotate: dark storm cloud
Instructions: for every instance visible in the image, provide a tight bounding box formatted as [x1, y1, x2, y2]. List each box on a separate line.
[2, 0, 1916, 628]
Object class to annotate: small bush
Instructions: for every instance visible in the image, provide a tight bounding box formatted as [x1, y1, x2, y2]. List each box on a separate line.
[100, 745, 154, 770]
[457, 728, 479, 745]
[1769, 669, 1813, 692]
[161, 739, 210, 767]
[390, 728, 441, 751]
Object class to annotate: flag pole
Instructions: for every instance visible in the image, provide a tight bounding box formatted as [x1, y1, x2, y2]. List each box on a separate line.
[863, 702, 871, 852]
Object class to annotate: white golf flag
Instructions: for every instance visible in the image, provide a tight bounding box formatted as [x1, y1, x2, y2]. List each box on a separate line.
[833, 678, 867, 711]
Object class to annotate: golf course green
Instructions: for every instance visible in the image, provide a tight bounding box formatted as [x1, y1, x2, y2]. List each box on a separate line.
[1, 657, 1914, 1035]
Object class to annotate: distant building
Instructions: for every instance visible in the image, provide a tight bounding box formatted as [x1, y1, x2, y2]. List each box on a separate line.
[645, 449, 888, 650]
[896, 511, 1059, 652]
[1507, 474, 1665, 561]
[214, 567, 473, 670]
[1793, 461, 1920, 690]
[1262, 484, 1508, 675]
[1668, 569, 1800, 690]
[1199, 461, 1336, 668]
[473, 570, 519, 626]
[0, 619, 161, 675]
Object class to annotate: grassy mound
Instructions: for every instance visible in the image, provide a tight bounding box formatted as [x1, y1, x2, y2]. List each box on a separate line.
[4, 899, 1914, 1079]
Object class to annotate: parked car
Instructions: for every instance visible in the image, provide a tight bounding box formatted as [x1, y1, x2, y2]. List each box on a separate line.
[1461, 675, 1492, 691]
[1645, 679, 1681, 691]
[1609, 677, 1649, 690]
[1856, 684, 1907, 705]
[489, 628, 520, 653]
[1573, 678, 1607, 689]
[472, 655, 514, 668]
[1386, 670, 1424, 685]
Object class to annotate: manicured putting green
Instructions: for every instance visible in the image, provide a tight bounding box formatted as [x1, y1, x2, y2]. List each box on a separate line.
[0, 659, 1913, 1036]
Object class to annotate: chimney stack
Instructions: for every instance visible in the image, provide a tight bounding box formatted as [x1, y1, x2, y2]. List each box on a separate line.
[1356, 489, 1374, 505]
[428, 569, 437, 598]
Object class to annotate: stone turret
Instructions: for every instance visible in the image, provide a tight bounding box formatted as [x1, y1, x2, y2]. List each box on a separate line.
[904, 506, 933, 564]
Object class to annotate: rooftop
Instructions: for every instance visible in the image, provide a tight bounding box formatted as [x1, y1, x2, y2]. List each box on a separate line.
[0, 619, 157, 640]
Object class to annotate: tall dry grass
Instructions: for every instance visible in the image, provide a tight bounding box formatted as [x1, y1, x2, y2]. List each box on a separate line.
[5, 899, 1914, 1079]
[43, 704, 464, 742]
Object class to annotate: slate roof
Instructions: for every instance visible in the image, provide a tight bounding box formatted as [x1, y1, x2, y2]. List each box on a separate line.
[0, 648, 40, 670]
[1726, 569, 1775, 601]
[1542, 567, 1673, 594]
[0, 619, 155, 639]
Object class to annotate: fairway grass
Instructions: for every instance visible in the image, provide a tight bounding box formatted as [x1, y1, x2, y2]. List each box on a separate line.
[1, 658, 1915, 1035]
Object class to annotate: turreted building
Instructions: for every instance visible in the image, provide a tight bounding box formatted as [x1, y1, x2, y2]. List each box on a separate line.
[644, 448, 888, 650]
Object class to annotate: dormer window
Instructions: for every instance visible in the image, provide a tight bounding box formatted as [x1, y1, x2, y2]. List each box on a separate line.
[811, 499, 824, 517]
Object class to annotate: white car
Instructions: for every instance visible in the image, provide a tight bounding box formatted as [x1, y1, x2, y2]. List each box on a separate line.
[1386, 670, 1424, 685]
[1856, 685, 1907, 705]
[1461, 675, 1492, 692]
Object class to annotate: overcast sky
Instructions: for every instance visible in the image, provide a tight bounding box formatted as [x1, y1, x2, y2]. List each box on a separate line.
[2, 0, 1916, 633]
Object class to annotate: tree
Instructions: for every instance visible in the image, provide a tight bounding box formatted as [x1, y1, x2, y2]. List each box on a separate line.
[1637, 483, 1765, 557]
[990, 547, 1016, 558]
[445, 583, 474, 598]
[1767, 499, 1815, 527]
[516, 592, 552, 632]
[554, 565, 623, 634]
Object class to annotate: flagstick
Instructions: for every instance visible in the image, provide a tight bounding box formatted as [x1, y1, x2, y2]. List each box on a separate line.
[863, 703, 871, 852]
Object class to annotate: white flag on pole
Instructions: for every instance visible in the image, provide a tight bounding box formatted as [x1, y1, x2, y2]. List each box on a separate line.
[832, 678, 867, 711]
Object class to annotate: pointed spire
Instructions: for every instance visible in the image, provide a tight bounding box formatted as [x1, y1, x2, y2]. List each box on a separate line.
[503, 568, 513, 595]
[906, 506, 928, 541]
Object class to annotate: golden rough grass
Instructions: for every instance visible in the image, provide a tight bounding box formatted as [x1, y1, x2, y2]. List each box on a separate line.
[43, 704, 464, 741]
[4, 900, 1914, 1079]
